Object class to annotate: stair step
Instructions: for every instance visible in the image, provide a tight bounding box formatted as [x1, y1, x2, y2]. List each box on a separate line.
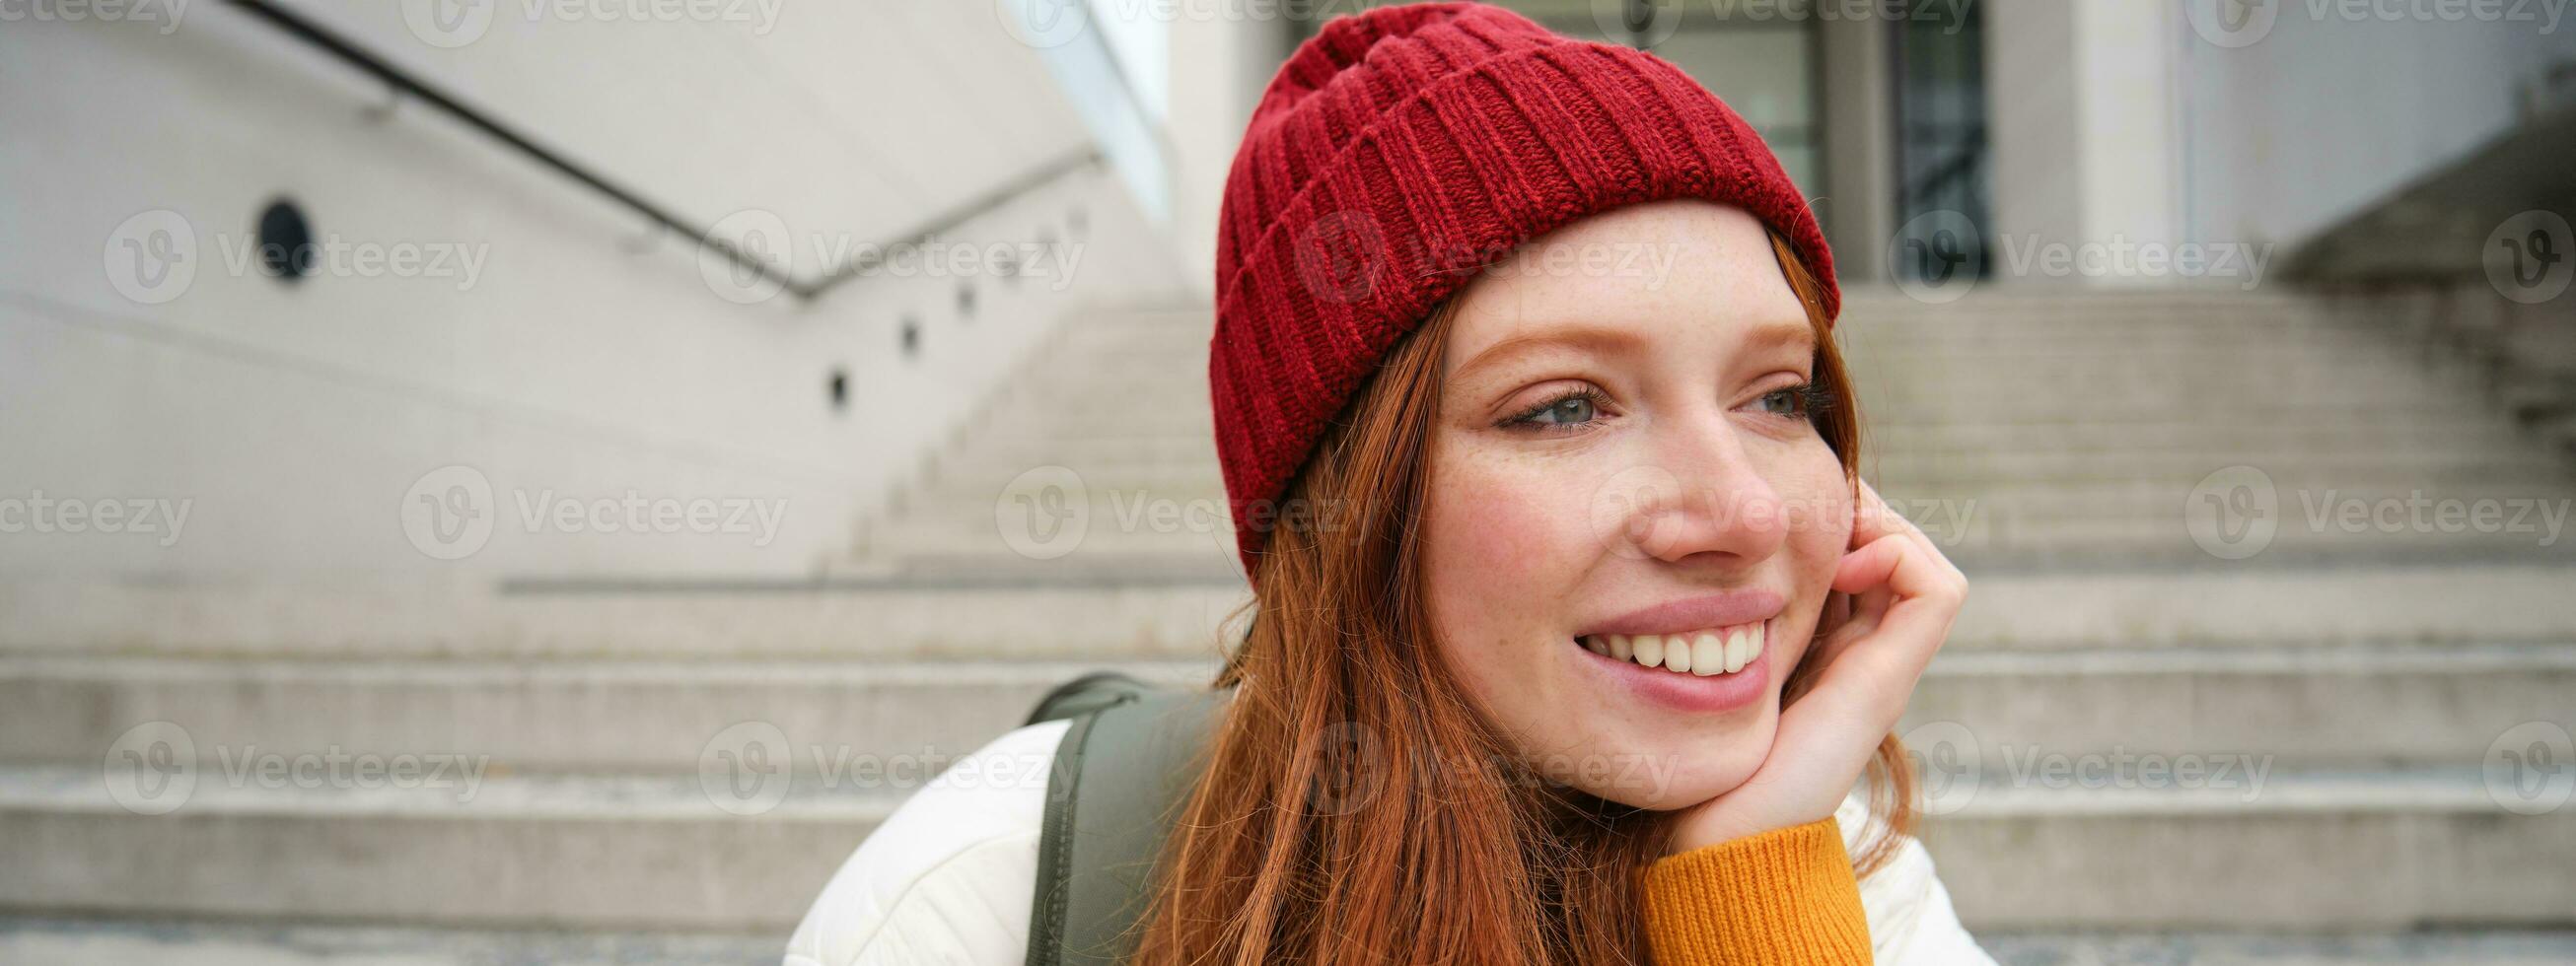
[0, 764, 895, 931]
[4, 645, 2564, 773]
[0, 918, 778, 966]
[0, 656, 1212, 772]
[12, 919, 2572, 966]
[1921, 769, 2576, 930]
[30, 564, 2576, 659]
[911, 449, 2564, 501]
[1, 761, 2560, 931]
[1977, 931, 2576, 965]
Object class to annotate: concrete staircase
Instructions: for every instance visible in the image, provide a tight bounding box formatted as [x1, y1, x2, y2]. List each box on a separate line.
[5, 290, 2575, 940]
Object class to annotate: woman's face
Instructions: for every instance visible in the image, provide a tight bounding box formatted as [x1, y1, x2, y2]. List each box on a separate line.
[1421, 200, 1853, 809]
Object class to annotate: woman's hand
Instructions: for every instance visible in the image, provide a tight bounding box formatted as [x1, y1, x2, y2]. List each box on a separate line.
[1664, 479, 1968, 855]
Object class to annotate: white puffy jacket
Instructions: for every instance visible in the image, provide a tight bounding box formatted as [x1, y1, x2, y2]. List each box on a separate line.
[786, 719, 1993, 965]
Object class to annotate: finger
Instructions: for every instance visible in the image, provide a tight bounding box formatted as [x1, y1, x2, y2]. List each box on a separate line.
[1814, 534, 1964, 706]
[1848, 479, 1914, 548]
[1831, 530, 1906, 595]
[1849, 479, 1965, 587]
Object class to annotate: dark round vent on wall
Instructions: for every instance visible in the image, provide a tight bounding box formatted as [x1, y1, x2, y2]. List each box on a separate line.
[827, 367, 849, 412]
[256, 198, 314, 283]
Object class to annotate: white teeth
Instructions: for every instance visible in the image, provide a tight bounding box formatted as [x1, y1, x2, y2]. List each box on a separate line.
[1689, 632, 1724, 677]
[1589, 623, 1767, 676]
[1632, 634, 1664, 668]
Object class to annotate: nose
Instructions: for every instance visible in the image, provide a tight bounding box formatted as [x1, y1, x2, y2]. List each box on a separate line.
[1606, 410, 1790, 565]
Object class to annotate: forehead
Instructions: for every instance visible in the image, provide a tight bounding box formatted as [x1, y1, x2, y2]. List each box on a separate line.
[1441, 200, 1810, 369]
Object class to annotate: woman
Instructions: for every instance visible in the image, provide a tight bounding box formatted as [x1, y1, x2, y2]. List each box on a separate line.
[790, 4, 1987, 962]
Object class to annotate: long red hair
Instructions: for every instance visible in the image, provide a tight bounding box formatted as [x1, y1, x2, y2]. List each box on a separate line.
[1132, 231, 1914, 965]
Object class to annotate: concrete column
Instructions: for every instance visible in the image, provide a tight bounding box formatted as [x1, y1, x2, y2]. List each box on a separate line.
[1983, 0, 2180, 283]
[1818, 12, 1896, 286]
[1166, 14, 1294, 297]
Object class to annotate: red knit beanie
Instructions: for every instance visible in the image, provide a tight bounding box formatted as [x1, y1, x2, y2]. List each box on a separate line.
[1209, 1, 1839, 584]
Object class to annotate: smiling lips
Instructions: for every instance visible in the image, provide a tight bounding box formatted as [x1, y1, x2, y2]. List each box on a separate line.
[1580, 623, 1765, 676]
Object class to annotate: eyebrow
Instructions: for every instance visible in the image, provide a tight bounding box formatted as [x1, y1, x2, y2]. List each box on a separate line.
[1740, 318, 1819, 358]
[1454, 316, 1817, 380]
[1455, 323, 1648, 380]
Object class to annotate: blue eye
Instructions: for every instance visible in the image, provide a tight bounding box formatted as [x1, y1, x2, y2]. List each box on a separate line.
[1754, 382, 1832, 421]
[1757, 386, 1806, 417]
[1506, 387, 1609, 433]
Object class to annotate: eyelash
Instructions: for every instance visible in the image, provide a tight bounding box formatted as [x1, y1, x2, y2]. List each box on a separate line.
[1498, 381, 1835, 435]
[1502, 385, 1613, 435]
[1769, 380, 1837, 422]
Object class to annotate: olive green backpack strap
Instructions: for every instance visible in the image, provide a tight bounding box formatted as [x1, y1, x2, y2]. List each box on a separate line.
[1023, 671, 1227, 966]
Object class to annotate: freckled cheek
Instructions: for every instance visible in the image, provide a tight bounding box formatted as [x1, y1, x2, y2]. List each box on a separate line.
[1423, 451, 1602, 643]
[1771, 449, 1854, 656]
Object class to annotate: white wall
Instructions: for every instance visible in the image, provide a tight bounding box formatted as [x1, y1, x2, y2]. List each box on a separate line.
[1986, 0, 2576, 276]
[0, 6, 1184, 593]
[2172, 0, 2576, 246]
[1985, 0, 2179, 272]
[1164, 9, 1293, 293]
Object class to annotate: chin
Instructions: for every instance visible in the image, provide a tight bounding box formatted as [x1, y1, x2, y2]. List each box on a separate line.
[1582, 713, 1779, 810]
[1525, 706, 1772, 808]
